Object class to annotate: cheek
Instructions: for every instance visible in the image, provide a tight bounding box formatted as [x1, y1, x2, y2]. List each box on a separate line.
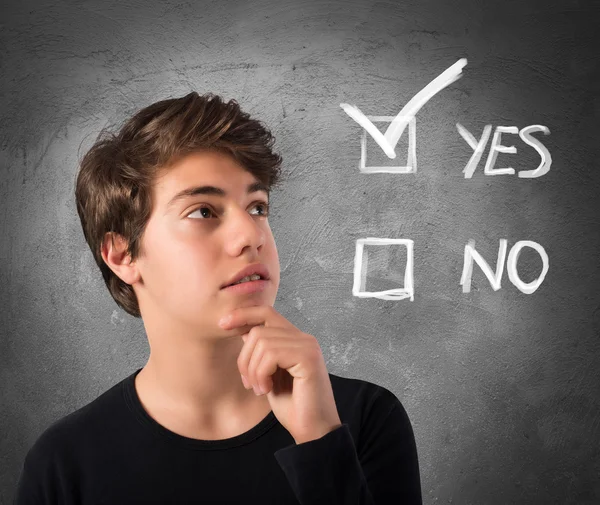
[176, 252, 213, 284]
[188, 251, 222, 292]
[153, 237, 213, 293]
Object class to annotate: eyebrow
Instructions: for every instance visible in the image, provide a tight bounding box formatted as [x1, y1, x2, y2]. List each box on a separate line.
[166, 181, 270, 209]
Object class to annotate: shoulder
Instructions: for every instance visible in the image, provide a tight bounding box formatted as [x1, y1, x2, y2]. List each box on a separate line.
[23, 376, 125, 469]
[326, 372, 417, 456]
[15, 381, 122, 503]
[328, 371, 401, 412]
[327, 371, 408, 429]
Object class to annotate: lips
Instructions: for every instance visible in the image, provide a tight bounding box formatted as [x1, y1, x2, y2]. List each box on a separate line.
[221, 263, 270, 288]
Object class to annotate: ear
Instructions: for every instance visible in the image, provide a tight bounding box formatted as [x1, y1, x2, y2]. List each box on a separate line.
[101, 232, 140, 285]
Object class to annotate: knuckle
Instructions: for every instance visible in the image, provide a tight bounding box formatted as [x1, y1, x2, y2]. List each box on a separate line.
[249, 325, 263, 337]
[310, 342, 322, 359]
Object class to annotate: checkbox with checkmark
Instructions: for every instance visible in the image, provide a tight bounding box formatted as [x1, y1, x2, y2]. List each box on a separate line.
[359, 115, 417, 173]
[341, 58, 467, 175]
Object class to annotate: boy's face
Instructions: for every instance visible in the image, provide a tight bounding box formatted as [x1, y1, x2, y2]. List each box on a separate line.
[132, 149, 280, 334]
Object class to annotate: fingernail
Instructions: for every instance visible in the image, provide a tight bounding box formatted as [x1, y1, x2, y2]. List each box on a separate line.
[219, 315, 231, 327]
[241, 374, 249, 388]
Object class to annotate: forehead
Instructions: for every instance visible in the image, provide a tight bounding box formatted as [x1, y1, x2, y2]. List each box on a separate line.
[155, 150, 267, 208]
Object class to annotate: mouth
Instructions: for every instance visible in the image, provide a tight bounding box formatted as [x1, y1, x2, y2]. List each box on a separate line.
[222, 274, 267, 288]
[220, 278, 269, 295]
[221, 263, 270, 289]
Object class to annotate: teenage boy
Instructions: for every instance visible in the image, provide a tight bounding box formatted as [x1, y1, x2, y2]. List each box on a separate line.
[13, 92, 422, 504]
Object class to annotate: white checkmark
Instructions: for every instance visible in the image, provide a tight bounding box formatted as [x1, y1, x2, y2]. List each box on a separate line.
[341, 58, 468, 159]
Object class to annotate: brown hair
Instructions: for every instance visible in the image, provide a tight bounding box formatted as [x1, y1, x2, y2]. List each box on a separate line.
[74, 91, 284, 318]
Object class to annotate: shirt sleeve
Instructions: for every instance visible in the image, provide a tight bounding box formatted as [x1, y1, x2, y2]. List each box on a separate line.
[12, 426, 67, 505]
[273, 397, 422, 504]
[12, 451, 47, 505]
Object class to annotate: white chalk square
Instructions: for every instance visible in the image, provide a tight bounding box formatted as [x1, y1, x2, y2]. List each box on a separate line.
[353, 238, 414, 301]
[360, 116, 417, 174]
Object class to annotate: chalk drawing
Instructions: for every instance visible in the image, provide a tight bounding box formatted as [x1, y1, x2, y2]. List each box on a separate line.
[340, 58, 467, 173]
[341, 58, 551, 299]
[460, 239, 549, 294]
[457, 123, 494, 178]
[356, 116, 417, 173]
[457, 123, 552, 178]
[353, 238, 414, 301]
[518, 125, 552, 178]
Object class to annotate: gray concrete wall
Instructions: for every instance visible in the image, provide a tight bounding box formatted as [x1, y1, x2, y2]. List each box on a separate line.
[2, 0, 599, 503]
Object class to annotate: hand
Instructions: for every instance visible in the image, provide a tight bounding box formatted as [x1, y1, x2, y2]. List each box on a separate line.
[218, 305, 342, 444]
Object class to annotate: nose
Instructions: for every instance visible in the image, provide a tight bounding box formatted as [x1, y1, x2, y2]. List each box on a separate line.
[226, 205, 266, 251]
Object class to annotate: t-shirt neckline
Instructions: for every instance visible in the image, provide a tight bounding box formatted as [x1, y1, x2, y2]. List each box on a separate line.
[122, 367, 279, 451]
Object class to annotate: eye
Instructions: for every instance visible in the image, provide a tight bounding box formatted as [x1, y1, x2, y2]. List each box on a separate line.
[187, 201, 270, 220]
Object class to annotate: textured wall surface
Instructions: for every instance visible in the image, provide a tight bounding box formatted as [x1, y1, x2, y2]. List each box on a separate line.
[1, 0, 599, 503]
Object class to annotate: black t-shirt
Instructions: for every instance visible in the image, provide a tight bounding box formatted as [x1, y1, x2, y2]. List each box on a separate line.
[13, 367, 422, 504]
